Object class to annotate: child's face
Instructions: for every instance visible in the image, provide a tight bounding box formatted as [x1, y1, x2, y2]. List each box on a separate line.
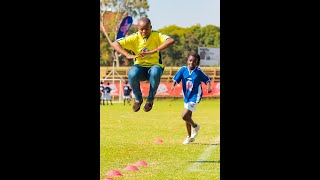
[138, 22, 152, 38]
[187, 56, 198, 70]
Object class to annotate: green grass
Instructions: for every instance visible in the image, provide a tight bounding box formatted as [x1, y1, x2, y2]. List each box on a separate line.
[100, 98, 220, 180]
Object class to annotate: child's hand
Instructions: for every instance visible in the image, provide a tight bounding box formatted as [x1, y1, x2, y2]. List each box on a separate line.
[141, 49, 157, 56]
[126, 54, 138, 59]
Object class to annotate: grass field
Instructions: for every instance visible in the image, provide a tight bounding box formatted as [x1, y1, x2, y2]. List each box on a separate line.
[100, 98, 220, 180]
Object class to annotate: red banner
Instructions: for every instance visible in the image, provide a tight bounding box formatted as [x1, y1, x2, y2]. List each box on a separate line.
[108, 82, 220, 97]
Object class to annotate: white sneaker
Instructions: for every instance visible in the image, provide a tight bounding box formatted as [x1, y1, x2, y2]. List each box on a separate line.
[183, 136, 195, 144]
[190, 124, 200, 138]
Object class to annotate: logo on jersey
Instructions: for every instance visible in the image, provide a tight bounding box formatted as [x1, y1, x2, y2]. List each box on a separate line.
[186, 80, 193, 92]
[140, 47, 151, 59]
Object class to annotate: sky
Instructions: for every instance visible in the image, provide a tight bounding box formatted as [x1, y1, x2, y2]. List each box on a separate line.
[133, 0, 220, 30]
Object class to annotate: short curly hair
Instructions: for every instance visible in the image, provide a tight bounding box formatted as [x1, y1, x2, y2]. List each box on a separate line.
[186, 52, 201, 65]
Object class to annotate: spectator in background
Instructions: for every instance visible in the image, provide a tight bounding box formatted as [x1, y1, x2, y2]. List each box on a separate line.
[100, 81, 104, 105]
[123, 81, 132, 106]
[102, 81, 113, 105]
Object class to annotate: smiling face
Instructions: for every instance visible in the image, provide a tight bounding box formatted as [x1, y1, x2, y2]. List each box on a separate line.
[137, 18, 152, 38]
[187, 55, 198, 70]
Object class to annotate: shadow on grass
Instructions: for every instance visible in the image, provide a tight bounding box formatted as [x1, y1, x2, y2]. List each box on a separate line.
[188, 160, 220, 163]
[192, 143, 220, 145]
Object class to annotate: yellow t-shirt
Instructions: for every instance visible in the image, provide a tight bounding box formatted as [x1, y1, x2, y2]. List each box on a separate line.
[116, 31, 171, 68]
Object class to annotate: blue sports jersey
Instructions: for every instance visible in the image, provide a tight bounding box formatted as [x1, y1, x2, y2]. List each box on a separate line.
[173, 66, 211, 103]
[123, 85, 132, 96]
[100, 85, 104, 92]
[104, 86, 111, 93]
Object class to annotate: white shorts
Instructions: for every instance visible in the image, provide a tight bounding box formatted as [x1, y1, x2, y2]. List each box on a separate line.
[184, 102, 198, 112]
[123, 95, 131, 99]
[102, 93, 112, 100]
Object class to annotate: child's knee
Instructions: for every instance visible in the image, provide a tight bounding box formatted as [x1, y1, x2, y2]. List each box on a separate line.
[149, 66, 162, 77]
[182, 114, 189, 120]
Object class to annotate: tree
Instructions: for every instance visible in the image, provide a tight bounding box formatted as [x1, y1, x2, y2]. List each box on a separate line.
[158, 24, 220, 66]
[100, 0, 149, 67]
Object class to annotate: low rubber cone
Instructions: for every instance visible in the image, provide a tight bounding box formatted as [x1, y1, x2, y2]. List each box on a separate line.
[134, 161, 148, 166]
[154, 139, 163, 143]
[106, 170, 123, 176]
[123, 165, 139, 171]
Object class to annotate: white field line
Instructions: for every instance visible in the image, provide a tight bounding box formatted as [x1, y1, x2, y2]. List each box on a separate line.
[187, 136, 220, 172]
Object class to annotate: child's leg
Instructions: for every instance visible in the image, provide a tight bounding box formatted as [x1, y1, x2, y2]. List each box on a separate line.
[182, 109, 197, 128]
[186, 122, 191, 137]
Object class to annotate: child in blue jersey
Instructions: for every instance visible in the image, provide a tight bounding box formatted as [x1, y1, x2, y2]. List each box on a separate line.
[100, 81, 104, 105]
[171, 52, 212, 144]
[123, 81, 132, 106]
[102, 81, 113, 105]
